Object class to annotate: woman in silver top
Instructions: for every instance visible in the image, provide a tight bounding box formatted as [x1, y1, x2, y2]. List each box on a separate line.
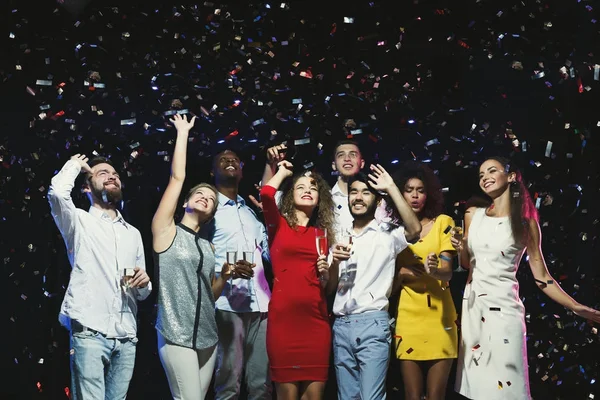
[151, 114, 254, 400]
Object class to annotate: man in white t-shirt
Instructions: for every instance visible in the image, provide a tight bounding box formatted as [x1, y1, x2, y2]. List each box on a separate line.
[327, 165, 421, 400]
[254, 139, 365, 231]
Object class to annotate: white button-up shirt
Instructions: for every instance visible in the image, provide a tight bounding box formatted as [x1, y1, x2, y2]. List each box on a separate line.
[333, 219, 408, 316]
[48, 160, 151, 338]
[331, 182, 354, 232]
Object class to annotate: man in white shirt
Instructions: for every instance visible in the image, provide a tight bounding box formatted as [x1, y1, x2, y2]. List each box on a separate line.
[48, 154, 151, 400]
[327, 165, 421, 400]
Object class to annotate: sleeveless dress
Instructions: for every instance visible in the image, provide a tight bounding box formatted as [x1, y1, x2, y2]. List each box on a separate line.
[260, 185, 331, 382]
[455, 208, 531, 399]
[154, 223, 218, 350]
[394, 214, 458, 360]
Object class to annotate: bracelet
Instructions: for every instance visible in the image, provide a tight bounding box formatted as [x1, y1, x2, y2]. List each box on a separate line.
[439, 254, 452, 262]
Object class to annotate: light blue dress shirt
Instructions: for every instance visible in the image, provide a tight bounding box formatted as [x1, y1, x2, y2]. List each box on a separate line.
[202, 192, 271, 313]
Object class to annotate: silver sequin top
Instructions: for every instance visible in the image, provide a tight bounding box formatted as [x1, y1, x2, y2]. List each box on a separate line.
[155, 224, 218, 350]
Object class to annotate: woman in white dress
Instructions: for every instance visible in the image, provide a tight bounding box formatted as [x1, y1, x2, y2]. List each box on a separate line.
[450, 156, 600, 400]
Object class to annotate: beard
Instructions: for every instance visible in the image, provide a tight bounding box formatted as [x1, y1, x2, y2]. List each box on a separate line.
[91, 183, 123, 206]
[350, 201, 377, 221]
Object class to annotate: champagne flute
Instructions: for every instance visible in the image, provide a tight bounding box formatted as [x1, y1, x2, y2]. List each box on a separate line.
[119, 268, 135, 316]
[242, 249, 255, 295]
[226, 244, 238, 294]
[120, 268, 135, 290]
[315, 228, 328, 281]
[337, 228, 353, 292]
[315, 228, 328, 257]
[452, 219, 466, 272]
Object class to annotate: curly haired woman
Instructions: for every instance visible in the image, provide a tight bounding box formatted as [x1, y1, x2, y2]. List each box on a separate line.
[259, 160, 337, 400]
[392, 161, 458, 400]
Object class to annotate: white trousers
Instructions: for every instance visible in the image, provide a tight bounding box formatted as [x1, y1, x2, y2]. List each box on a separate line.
[157, 331, 217, 400]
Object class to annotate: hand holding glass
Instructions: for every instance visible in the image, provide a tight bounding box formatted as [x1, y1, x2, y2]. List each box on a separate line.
[452, 219, 465, 272]
[226, 245, 238, 292]
[120, 268, 135, 289]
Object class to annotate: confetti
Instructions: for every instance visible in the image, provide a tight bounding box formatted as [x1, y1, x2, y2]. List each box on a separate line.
[1, 2, 598, 398]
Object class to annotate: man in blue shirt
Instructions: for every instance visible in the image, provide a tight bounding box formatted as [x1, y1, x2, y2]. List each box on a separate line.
[202, 149, 272, 399]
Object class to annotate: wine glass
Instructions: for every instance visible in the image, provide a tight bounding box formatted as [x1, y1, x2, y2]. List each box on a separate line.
[452, 219, 466, 272]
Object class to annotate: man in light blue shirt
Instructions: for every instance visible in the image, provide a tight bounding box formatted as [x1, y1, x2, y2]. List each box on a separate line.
[48, 154, 151, 400]
[202, 149, 272, 399]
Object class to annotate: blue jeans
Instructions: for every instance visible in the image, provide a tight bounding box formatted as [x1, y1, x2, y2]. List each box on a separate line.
[333, 311, 392, 400]
[70, 323, 138, 400]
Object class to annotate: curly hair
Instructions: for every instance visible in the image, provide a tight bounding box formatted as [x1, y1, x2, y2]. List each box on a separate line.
[278, 171, 337, 245]
[392, 161, 444, 220]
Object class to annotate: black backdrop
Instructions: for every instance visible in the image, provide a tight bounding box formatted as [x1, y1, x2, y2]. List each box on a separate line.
[1, 0, 599, 399]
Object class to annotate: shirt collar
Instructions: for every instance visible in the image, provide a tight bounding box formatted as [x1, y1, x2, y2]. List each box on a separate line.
[217, 191, 246, 207]
[331, 182, 346, 197]
[88, 206, 129, 227]
[353, 219, 379, 238]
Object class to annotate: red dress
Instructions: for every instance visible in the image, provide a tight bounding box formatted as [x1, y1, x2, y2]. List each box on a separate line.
[260, 185, 331, 382]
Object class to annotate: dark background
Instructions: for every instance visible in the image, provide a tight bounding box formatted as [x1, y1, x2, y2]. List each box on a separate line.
[1, 0, 598, 398]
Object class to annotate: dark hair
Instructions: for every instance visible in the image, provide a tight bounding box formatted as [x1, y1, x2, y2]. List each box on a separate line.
[476, 156, 538, 245]
[212, 148, 243, 169]
[392, 161, 444, 220]
[85, 156, 119, 182]
[279, 171, 337, 245]
[347, 172, 379, 197]
[332, 139, 361, 160]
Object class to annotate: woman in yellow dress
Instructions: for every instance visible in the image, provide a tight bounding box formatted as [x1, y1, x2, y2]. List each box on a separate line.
[392, 162, 458, 400]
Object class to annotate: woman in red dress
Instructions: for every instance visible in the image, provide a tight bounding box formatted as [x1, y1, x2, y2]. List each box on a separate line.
[260, 160, 337, 400]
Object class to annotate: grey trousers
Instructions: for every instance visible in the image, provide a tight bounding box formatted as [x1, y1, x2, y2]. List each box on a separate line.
[214, 310, 272, 400]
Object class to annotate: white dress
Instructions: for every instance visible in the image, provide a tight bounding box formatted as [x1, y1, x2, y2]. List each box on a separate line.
[455, 208, 531, 400]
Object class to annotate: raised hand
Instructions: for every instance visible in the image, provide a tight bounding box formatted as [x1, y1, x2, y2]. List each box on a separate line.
[249, 183, 264, 211]
[368, 164, 395, 193]
[249, 195, 263, 211]
[70, 154, 93, 174]
[169, 113, 196, 132]
[276, 160, 294, 178]
[267, 143, 287, 165]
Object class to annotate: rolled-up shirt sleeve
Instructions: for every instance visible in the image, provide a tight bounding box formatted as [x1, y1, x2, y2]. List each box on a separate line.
[391, 225, 409, 255]
[48, 160, 82, 250]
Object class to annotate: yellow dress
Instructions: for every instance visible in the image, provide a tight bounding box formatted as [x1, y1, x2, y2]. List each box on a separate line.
[394, 214, 458, 360]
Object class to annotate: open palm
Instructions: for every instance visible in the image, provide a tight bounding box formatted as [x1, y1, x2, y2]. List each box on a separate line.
[169, 113, 196, 131]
